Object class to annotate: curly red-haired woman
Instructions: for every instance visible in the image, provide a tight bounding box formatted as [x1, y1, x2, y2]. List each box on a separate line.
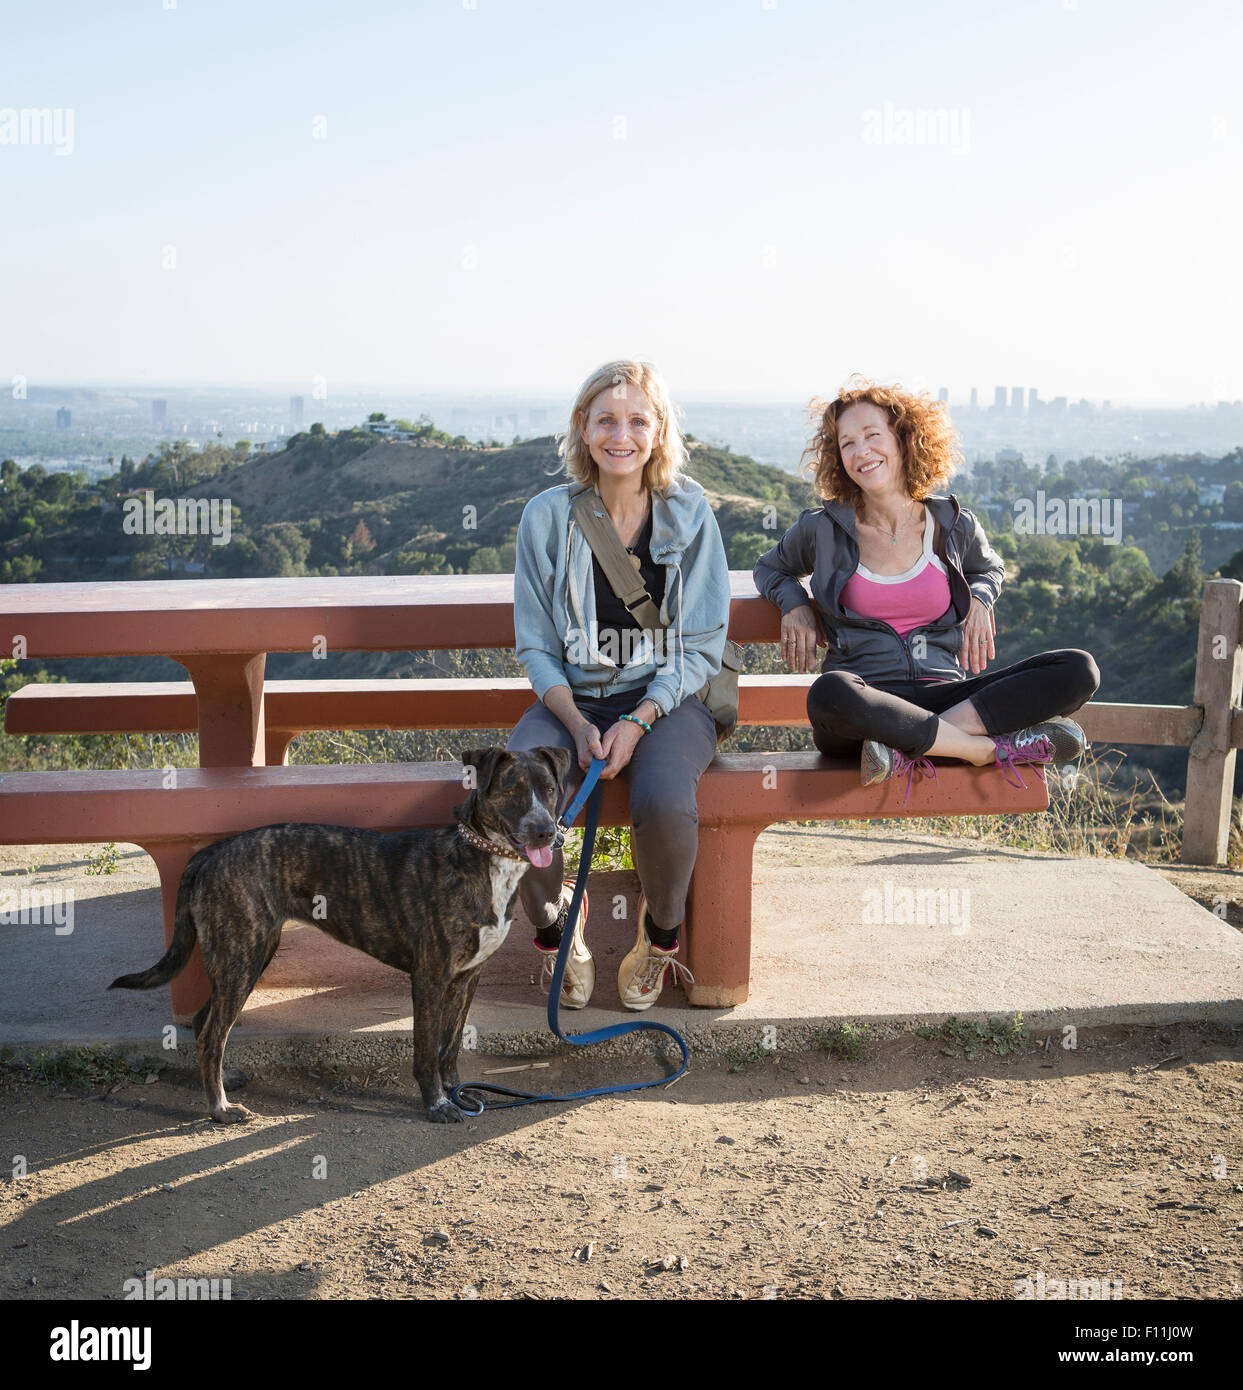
[753, 377, 1099, 796]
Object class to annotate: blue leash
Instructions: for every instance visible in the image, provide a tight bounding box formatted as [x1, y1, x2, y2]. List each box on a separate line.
[450, 757, 690, 1114]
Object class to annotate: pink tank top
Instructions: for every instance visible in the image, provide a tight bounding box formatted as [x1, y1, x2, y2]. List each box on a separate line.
[841, 510, 951, 638]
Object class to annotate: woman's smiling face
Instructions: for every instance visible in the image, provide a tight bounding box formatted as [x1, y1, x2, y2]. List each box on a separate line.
[579, 382, 656, 485]
[837, 401, 907, 497]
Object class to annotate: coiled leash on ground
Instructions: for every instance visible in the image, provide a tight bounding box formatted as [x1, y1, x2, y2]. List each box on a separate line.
[450, 757, 690, 1114]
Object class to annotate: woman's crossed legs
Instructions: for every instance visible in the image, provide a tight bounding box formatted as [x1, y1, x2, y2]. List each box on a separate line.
[807, 648, 1100, 763]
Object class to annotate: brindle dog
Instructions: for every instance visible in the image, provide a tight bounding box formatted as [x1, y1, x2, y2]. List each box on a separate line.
[110, 746, 572, 1123]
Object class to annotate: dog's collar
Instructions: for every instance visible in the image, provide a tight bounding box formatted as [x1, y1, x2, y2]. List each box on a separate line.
[457, 823, 528, 863]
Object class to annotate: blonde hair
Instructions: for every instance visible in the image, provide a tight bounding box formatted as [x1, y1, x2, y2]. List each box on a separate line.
[557, 361, 687, 494]
[803, 374, 963, 504]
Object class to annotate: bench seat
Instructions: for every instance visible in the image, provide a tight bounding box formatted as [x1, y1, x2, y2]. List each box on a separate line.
[0, 753, 1048, 1013]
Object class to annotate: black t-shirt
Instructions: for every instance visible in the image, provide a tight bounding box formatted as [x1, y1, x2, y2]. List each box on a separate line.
[590, 511, 667, 652]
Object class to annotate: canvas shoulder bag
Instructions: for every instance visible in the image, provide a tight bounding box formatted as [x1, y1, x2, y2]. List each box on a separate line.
[570, 487, 740, 741]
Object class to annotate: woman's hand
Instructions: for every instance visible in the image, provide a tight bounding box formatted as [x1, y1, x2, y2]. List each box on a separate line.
[958, 597, 996, 674]
[781, 605, 823, 673]
[598, 717, 644, 779]
[572, 719, 605, 771]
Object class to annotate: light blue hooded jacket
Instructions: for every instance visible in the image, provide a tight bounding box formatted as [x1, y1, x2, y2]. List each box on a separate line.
[513, 476, 730, 717]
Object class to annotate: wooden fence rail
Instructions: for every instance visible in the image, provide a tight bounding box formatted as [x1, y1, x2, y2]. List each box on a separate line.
[1063, 578, 1241, 865]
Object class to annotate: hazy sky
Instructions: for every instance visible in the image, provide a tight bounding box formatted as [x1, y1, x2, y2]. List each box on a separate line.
[3, 0, 1240, 405]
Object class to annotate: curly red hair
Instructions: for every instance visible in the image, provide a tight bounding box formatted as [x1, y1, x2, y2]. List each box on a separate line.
[802, 375, 963, 504]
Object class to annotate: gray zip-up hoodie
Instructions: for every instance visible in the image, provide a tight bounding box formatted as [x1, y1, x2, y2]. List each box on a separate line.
[514, 477, 730, 716]
[752, 495, 1005, 684]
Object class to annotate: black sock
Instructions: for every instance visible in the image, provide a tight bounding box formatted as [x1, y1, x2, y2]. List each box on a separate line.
[645, 916, 679, 949]
[535, 891, 574, 949]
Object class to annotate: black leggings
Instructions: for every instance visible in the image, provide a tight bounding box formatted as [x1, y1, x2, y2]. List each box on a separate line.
[806, 648, 1100, 759]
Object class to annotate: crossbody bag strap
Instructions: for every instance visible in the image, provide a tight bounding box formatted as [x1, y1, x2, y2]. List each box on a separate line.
[570, 487, 665, 631]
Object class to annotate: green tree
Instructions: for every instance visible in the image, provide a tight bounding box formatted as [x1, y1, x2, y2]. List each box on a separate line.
[131, 551, 166, 580]
[1159, 532, 1204, 603]
[986, 524, 1016, 561]
[1013, 534, 1065, 583]
[1105, 546, 1154, 589]
[258, 523, 311, 576]
[727, 531, 774, 570]
[0, 554, 42, 582]
[467, 546, 502, 573]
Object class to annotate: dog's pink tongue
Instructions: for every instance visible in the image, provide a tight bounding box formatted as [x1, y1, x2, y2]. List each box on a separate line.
[525, 846, 554, 869]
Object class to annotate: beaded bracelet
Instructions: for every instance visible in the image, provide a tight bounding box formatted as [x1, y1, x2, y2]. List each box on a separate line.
[620, 713, 651, 735]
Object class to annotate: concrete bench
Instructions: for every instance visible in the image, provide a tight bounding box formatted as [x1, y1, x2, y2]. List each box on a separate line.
[1, 572, 1057, 1015]
[0, 752, 1047, 1016]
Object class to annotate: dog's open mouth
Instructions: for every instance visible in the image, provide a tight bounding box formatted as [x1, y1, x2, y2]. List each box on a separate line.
[505, 832, 554, 869]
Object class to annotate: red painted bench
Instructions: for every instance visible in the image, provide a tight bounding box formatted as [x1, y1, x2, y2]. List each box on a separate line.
[0, 574, 1051, 1016]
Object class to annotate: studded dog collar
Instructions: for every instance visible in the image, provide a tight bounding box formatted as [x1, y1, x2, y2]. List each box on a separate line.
[457, 822, 529, 862]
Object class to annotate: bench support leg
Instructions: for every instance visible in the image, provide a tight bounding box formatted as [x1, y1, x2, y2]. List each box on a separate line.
[177, 651, 267, 768]
[142, 843, 212, 1025]
[265, 731, 295, 765]
[684, 823, 762, 1008]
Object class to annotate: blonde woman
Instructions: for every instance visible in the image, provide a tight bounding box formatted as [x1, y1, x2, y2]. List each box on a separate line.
[508, 361, 730, 1010]
[754, 378, 1098, 794]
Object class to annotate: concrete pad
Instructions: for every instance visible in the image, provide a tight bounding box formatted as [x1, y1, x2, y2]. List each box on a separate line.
[1, 828, 1241, 1072]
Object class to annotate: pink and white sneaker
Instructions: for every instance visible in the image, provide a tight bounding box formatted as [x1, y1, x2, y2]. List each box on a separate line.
[992, 717, 1086, 789]
[861, 740, 939, 804]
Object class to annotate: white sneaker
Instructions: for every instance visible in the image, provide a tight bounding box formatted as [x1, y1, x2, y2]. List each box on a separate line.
[536, 880, 594, 1010]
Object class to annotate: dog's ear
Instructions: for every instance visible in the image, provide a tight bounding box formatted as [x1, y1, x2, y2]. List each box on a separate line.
[535, 745, 573, 790]
[459, 747, 508, 798]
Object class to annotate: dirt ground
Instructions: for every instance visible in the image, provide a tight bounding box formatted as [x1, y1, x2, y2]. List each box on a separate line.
[2, 1021, 1240, 1301]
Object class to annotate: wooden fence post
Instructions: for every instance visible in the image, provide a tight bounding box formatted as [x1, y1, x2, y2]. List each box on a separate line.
[1182, 578, 1243, 865]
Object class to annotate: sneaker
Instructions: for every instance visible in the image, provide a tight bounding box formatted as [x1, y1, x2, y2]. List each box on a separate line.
[993, 717, 1087, 790]
[617, 894, 694, 1011]
[861, 739, 939, 804]
[535, 880, 594, 1009]
[1018, 716, 1087, 762]
[860, 739, 896, 786]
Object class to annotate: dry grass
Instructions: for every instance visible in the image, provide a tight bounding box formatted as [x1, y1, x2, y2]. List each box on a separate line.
[844, 744, 1188, 862]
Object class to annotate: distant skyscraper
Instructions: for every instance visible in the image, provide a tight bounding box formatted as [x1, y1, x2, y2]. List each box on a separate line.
[937, 387, 948, 403]
[1010, 387, 1024, 413]
[152, 398, 167, 425]
[55, 407, 71, 428]
[993, 387, 1007, 412]
[1028, 388, 1039, 411]
[290, 395, 305, 429]
[969, 388, 978, 411]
